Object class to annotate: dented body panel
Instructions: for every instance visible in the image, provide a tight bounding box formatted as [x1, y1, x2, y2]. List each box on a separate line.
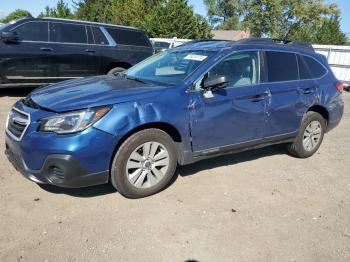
[5, 40, 344, 188]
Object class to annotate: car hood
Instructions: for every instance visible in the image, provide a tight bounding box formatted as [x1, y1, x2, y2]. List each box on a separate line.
[29, 75, 169, 112]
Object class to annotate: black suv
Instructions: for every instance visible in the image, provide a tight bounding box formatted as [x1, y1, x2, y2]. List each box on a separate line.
[0, 17, 153, 88]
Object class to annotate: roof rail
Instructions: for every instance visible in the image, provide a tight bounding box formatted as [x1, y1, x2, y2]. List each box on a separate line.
[286, 40, 314, 51]
[177, 39, 231, 47]
[41, 17, 138, 30]
[237, 38, 314, 51]
[237, 38, 275, 45]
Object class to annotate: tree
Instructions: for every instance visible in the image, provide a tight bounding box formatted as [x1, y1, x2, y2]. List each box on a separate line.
[74, 0, 114, 23]
[74, 0, 212, 39]
[39, 0, 73, 19]
[314, 15, 348, 45]
[204, 0, 241, 29]
[243, 0, 339, 39]
[204, 0, 346, 43]
[0, 9, 31, 23]
[143, 0, 212, 39]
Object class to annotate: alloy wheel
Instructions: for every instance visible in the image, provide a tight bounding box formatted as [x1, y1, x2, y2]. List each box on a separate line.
[302, 120, 322, 151]
[126, 141, 170, 189]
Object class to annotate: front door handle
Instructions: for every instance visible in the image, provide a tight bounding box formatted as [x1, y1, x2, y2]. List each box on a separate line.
[85, 49, 95, 53]
[40, 47, 53, 52]
[250, 95, 265, 102]
[246, 91, 270, 102]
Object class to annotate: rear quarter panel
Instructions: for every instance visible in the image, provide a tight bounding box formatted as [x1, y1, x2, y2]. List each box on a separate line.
[99, 45, 153, 73]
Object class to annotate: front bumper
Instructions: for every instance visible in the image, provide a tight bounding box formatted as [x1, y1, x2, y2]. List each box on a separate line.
[5, 145, 109, 187]
[5, 101, 118, 188]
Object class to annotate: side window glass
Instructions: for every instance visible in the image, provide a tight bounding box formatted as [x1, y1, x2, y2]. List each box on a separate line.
[266, 51, 298, 82]
[297, 55, 312, 79]
[50, 23, 87, 44]
[205, 51, 259, 88]
[92, 27, 108, 45]
[87, 26, 94, 44]
[106, 28, 150, 47]
[12, 22, 48, 42]
[303, 56, 327, 78]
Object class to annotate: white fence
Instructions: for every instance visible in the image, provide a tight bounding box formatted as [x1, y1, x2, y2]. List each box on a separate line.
[313, 44, 350, 85]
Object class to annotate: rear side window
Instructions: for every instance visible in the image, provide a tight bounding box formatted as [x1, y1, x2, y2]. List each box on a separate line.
[87, 26, 94, 44]
[106, 28, 150, 47]
[12, 22, 48, 42]
[297, 55, 312, 79]
[91, 27, 108, 45]
[266, 51, 298, 82]
[50, 23, 87, 44]
[303, 56, 327, 78]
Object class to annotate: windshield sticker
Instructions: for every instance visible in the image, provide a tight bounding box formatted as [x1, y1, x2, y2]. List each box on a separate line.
[184, 54, 208, 61]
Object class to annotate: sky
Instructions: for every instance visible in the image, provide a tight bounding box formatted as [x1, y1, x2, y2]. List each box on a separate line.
[0, 0, 349, 34]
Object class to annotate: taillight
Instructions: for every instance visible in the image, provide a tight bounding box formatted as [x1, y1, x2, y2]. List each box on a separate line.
[334, 82, 344, 93]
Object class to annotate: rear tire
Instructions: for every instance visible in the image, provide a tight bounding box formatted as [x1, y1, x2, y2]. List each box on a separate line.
[107, 67, 126, 76]
[111, 129, 177, 198]
[287, 111, 326, 158]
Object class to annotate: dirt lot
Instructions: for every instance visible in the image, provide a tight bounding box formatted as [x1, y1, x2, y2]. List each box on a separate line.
[0, 89, 349, 262]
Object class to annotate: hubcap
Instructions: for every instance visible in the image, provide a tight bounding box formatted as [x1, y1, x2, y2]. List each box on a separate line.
[303, 120, 322, 151]
[126, 141, 170, 189]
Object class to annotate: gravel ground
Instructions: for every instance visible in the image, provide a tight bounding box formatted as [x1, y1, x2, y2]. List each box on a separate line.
[0, 89, 349, 262]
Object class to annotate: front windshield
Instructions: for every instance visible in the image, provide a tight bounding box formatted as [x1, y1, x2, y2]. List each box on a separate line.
[0, 23, 8, 30]
[126, 49, 215, 85]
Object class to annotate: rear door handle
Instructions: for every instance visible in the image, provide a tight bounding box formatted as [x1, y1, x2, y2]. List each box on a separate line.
[85, 49, 95, 53]
[40, 47, 53, 52]
[299, 87, 315, 94]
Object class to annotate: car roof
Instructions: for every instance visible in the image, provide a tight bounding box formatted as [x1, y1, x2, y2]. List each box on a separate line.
[18, 17, 140, 31]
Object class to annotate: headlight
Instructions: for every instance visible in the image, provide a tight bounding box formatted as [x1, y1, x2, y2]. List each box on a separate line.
[39, 107, 110, 134]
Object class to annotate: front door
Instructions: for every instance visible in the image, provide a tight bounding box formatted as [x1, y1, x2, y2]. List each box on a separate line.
[189, 51, 269, 153]
[1, 21, 53, 85]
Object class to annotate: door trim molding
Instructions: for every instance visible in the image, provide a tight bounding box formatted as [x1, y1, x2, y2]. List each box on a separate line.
[192, 131, 297, 157]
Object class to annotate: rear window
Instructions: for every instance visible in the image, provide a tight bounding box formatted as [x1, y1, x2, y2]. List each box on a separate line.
[91, 26, 108, 45]
[12, 22, 48, 42]
[51, 22, 87, 44]
[303, 56, 327, 78]
[266, 51, 298, 82]
[154, 41, 170, 49]
[106, 28, 150, 47]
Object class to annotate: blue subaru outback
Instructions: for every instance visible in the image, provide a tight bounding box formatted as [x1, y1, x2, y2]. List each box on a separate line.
[5, 39, 344, 198]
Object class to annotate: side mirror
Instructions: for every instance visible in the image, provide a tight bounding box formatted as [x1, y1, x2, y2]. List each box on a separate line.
[0, 31, 18, 43]
[202, 75, 228, 90]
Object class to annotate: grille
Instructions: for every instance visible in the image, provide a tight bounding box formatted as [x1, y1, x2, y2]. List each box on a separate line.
[22, 96, 40, 109]
[6, 108, 30, 141]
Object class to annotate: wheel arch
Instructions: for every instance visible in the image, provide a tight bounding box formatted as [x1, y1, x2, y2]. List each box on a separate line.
[108, 122, 183, 178]
[105, 62, 132, 74]
[307, 105, 329, 125]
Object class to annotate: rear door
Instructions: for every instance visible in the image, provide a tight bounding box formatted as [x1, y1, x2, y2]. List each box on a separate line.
[1, 21, 53, 85]
[104, 27, 154, 65]
[263, 51, 306, 137]
[49, 22, 99, 78]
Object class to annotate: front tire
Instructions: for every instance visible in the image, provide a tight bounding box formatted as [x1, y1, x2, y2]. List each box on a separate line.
[107, 67, 126, 76]
[111, 129, 177, 198]
[287, 111, 326, 158]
